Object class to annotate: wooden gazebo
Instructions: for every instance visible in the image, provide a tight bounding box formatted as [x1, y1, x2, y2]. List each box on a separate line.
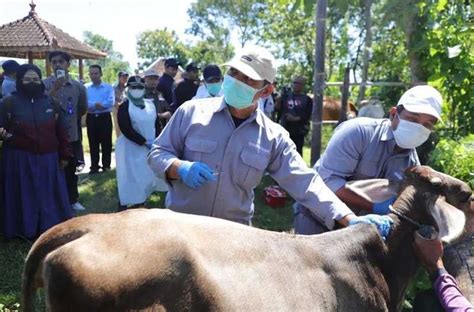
[0, 1, 107, 79]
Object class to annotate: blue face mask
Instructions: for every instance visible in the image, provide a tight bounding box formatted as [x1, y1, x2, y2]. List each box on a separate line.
[222, 74, 264, 109]
[206, 82, 222, 96]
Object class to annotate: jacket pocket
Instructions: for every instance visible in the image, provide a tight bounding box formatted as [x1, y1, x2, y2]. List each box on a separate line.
[239, 149, 268, 189]
[183, 136, 217, 162]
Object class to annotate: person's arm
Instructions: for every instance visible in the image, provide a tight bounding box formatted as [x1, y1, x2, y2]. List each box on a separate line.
[267, 131, 354, 230]
[77, 83, 88, 116]
[316, 120, 375, 212]
[157, 95, 172, 119]
[54, 105, 73, 161]
[117, 100, 146, 146]
[413, 232, 474, 311]
[86, 85, 97, 113]
[100, 84, 115, 110]
[0, 97, 11, 128]
[147, 105, 186, 181]
[302, 95, 313, 123]
[434, 273, 474, 312]
[171, 83, 180, 112]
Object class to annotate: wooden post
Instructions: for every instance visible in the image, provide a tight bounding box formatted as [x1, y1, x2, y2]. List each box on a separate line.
[310, 0, 327, 166]
[45, 55, 51, 77]
[78, 58, 84, 81]
[27, 51, 33, 64]
[357, 0, 372, 105]
[339, 65, 350, 124]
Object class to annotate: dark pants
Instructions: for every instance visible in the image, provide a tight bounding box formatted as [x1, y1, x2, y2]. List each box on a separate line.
[76, 115, 85, 168]
[86, 113, 112, 171]
[64, 141, 81, 204]
[289, 132, 305, 156]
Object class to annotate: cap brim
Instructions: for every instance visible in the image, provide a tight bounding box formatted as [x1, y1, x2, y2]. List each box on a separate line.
[223, 59, 264, 81]
[402, 104, 441, 120]
[204, 76, 222, 82]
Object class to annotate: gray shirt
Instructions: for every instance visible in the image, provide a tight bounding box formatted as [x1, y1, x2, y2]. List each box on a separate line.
[1, 76, 16, 97]
[315, 117, 420, 193]
[43, 76, 87, 142]
[148, 96, 352, 229]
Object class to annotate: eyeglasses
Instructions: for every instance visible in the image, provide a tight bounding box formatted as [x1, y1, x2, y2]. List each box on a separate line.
[22, 77, 41, 83]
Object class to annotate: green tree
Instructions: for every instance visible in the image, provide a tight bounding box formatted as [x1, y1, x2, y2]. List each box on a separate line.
[83, 31, 130, 84]
[187, 38, 235, 67]
[187, 0, 264, 48]
[136, 28, 189, 69]
[378, 0, 473, 136]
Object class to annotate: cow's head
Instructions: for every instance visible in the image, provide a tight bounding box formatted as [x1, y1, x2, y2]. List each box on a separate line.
[402, 166, 473, 243]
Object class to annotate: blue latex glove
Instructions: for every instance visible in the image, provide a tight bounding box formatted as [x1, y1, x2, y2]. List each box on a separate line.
[348, 215, 394, 240]
[372, 196, 397, 215]
[177, 161, 216, 189]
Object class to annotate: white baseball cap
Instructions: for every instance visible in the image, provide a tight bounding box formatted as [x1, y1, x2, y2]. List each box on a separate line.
[397, 85, 442, 120]
[144, 69, 159, 78]
[223, 46, 277, 83]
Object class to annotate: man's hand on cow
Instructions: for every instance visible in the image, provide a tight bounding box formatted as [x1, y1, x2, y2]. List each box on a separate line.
[413, 230, 444, 274]
[348, 214, 394, 240]
[372, 196, 397, 215]
[177, 161, 217, 189]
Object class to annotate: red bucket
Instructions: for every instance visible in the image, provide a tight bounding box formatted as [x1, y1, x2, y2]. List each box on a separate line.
[263, 185, 287, 208]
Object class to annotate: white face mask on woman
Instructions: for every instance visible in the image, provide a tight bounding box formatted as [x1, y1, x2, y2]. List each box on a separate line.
[129, 89, 145, 99]
[393, 118, 431, 149]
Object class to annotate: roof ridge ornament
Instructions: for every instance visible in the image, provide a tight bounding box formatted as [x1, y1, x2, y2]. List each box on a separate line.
[29, 0, 36, 15]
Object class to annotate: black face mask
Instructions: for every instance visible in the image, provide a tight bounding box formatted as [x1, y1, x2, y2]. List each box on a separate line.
[19, 82, 45, 97]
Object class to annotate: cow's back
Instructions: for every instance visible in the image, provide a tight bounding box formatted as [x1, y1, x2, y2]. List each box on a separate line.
[31, 209, 389, 311]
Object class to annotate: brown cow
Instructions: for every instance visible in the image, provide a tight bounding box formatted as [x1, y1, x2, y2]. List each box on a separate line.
[322, 96, 358, 120]
[22, 167, 472, 311]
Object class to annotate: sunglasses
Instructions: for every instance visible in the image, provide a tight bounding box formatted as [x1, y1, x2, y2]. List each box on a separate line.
[129, 85, 145, 90]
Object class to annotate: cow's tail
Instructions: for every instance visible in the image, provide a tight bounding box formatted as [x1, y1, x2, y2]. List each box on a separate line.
[21, 228, 87, 312]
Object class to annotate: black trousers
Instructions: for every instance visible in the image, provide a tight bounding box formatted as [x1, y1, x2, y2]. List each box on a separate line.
[86, 113, 112, 171]
[64, 141, 82, 204]
[289, 132, 305, 156]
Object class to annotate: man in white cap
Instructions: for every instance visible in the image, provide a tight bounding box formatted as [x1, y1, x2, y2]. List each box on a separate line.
[148, 46, 393, 239]
[294, 85, 442, 235]
[144, 69, 171, 128]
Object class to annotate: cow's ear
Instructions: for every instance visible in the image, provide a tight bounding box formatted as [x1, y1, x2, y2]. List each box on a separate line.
[430, 197, 466, 244]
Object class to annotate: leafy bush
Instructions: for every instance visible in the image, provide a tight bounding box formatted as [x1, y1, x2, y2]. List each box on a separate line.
[428, 134, 474, 188]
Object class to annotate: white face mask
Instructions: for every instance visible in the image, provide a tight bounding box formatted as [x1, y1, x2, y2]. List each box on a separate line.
[129, 89, 145, 99]
[393, 118, 431, 149]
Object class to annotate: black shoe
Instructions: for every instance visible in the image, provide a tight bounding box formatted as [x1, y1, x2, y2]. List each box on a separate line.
[102, 167, 111, 172]
[89, 169, 99, 175]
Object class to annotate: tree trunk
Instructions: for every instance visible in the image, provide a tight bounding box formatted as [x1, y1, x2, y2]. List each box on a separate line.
[357, 0, 372, 105]
[311, 0, 327, 166]
[403, 1, 428, 84]
[339, 66, 350, 124]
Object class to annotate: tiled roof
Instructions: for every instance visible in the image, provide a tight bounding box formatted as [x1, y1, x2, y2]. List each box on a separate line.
[0, 8, 107, 60]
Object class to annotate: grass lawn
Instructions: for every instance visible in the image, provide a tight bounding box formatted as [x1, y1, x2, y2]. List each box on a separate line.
[0, 125, 328, 310]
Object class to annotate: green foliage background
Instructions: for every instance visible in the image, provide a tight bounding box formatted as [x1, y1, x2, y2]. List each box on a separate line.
[428, 134, 474, 189]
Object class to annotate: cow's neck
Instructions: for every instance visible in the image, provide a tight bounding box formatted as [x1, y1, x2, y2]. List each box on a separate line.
[382, 187, 431, 311]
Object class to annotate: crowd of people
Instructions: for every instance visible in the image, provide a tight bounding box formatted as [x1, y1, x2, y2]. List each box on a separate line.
[0, 46, 472, 310]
